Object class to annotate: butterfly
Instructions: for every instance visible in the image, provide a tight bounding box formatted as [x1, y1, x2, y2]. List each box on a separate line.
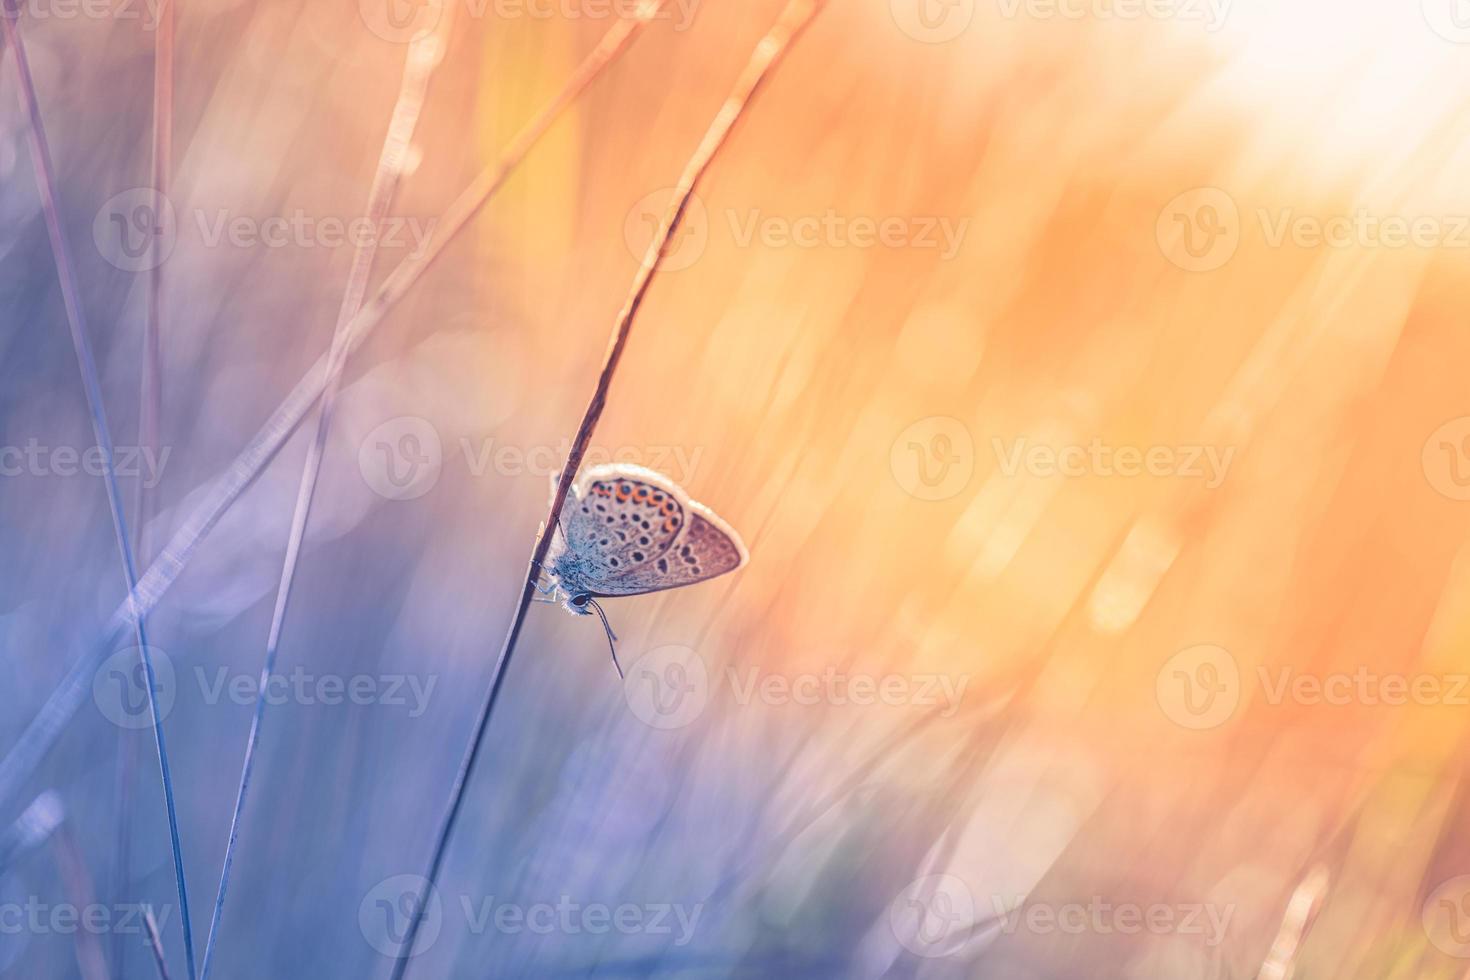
[535, 463, 749, 677]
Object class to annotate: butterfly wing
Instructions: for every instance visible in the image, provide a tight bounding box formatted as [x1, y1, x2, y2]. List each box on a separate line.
[562, 464, 691, 586]
[589, 501, 748, 597]
[563, 463, 748, 597]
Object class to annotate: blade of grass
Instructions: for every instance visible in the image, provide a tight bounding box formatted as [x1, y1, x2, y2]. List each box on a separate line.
[385, 2, 829, 975]
[196, 15, 455, 980]
[52, 822, 109, 980]
[116, 6, 173, 977]
[143, 906, 171, 980]
[0, 7, 196, 978]
[0, 0, 667, 819]
[1257, 864, 1329, 980]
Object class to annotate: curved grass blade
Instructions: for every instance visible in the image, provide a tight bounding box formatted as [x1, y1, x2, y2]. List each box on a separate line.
[0, 7, 196, 977]
[0, 0, 667, 823]
[385, 2, 830, 975]
[197, 14, 455, 980]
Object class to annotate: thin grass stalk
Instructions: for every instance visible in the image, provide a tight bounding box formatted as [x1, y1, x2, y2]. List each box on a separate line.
[196, 16, 454, 980]
[385, 3, 828, 975]
[133, 0, 170, 546]
[116, 8, 173, 976]
[0, 7, 196, 978]
[143, 907, 172, 980]
[1256, 864, 1330, 980]
[52, 823, 109, 980]
[0, 1, 666, 818]
[110, 724, 138, 980]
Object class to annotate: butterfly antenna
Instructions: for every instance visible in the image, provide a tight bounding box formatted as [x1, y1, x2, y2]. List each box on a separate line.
[585, 598, 623, 679]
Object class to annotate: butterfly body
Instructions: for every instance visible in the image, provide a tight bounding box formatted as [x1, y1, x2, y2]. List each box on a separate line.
[548, 550, 607, 616]
[543, 463, 748, 617]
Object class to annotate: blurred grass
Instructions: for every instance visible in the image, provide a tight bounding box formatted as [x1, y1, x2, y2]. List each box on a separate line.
[4, 0, 1470, 978]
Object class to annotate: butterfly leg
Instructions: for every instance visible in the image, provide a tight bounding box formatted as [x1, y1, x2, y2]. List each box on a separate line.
[530, 571, 560, 604]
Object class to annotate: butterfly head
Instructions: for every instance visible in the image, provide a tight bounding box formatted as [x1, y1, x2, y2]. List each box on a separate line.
[550, 551, 595, 616]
